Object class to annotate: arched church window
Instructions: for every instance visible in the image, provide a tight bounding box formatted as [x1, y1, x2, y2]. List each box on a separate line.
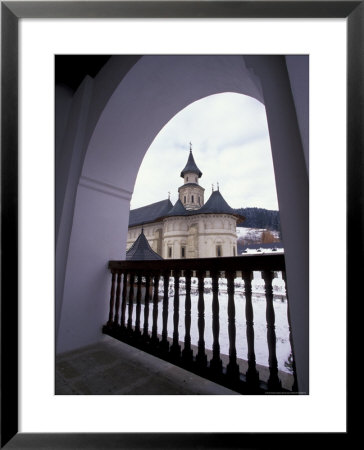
[191, 195, 194, 203]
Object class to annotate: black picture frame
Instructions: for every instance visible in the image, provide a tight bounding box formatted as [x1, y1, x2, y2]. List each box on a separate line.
[1, 1, 358, 448]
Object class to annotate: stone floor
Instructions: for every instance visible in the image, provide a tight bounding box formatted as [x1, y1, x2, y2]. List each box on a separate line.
[55, 335, 238, 395]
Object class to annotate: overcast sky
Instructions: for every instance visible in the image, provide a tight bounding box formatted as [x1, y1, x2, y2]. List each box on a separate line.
[130, 92, 279, 211]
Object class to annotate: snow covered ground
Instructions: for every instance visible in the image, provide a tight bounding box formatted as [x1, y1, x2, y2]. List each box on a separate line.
[236, 227, 266, 239]
[236, 226, 280, 240]
[132, 274, 292, 374]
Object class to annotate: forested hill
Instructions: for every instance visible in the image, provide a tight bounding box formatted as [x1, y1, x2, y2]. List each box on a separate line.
[235, 207, 281, 231]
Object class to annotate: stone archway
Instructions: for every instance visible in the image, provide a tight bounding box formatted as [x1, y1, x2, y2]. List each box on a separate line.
[56, 54, 308, 393]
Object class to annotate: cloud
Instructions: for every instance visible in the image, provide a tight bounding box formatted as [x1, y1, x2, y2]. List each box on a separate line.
[131, 92, 279, 211]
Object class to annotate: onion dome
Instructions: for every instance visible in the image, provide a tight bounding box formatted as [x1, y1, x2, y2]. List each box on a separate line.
[180, 147, 202, 179]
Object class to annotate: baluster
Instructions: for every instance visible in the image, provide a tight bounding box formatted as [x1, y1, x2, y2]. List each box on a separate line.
[160, 271, 170, 353]
[107, 271, 116, 327]
[182, 270, 193, 364]
[151, 273, 160, 345]
[196, 271, 207, 368]
[114, 272, 122, 327]
[226, 271, 240, 381]
[282, 271, 299, 392]
[127, 273, 135, 332]
[134, 273, 142, 337]
[242, 271, 259, 386]
[210, 270, 222, 374]
[120, 271, 128, 329]
[262, 270, 282, 391]
[170, 270, 181, 359]
[143, 274, 151, 339]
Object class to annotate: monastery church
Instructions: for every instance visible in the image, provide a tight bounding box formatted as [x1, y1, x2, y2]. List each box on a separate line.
[126, 145, 244, 260]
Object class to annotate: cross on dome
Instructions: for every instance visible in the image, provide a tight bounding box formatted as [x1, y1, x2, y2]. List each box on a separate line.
[180, 144, 203, 179]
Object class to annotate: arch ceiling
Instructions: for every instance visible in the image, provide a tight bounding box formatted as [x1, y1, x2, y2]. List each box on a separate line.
[83, 55, 264, 196]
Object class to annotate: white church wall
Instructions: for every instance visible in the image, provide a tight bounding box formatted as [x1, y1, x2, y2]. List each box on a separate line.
[179, 184, 205, 209]
[183, 171, 200, 185]
[148, 214, 239, 259]
[126, 223, 161, 252]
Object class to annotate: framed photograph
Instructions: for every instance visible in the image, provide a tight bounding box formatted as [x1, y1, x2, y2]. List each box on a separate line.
[1, 1, 358, 448]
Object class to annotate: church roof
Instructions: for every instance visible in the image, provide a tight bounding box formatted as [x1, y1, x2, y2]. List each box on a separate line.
[128, 199, 173, 227]
[190, 190, 245, 224]
[129, 192, 244, 224]
[158, 190, 244, 223]
[180, 150, 203, 178]
[194, 190, 236, 215]
[165, 199, 187, 217]
[126, 229, 163, 260]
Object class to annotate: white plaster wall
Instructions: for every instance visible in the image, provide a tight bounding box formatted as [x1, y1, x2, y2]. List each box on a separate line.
[183, 172, 200, 184]
[161, 214, 237, 258]
[57, 56, 263, 346]
[286, 55, 309, 174]
[245, 56, 309, 392]
[56, 58, 142, 341]
[55, 77, 95, 340]
[162, 217, 191, 258]
[179, 184, 205, 209]
[57, 183, 130, 353]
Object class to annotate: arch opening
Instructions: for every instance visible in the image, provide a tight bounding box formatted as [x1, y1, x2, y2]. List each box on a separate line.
[131, 92, 278, 212]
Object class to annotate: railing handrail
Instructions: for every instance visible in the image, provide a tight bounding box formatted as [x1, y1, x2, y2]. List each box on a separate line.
[104, 252, 297, 394]
[108, 254, 286, 273]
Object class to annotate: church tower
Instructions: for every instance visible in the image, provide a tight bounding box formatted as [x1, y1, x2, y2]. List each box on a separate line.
[178, 143, 205, 210]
